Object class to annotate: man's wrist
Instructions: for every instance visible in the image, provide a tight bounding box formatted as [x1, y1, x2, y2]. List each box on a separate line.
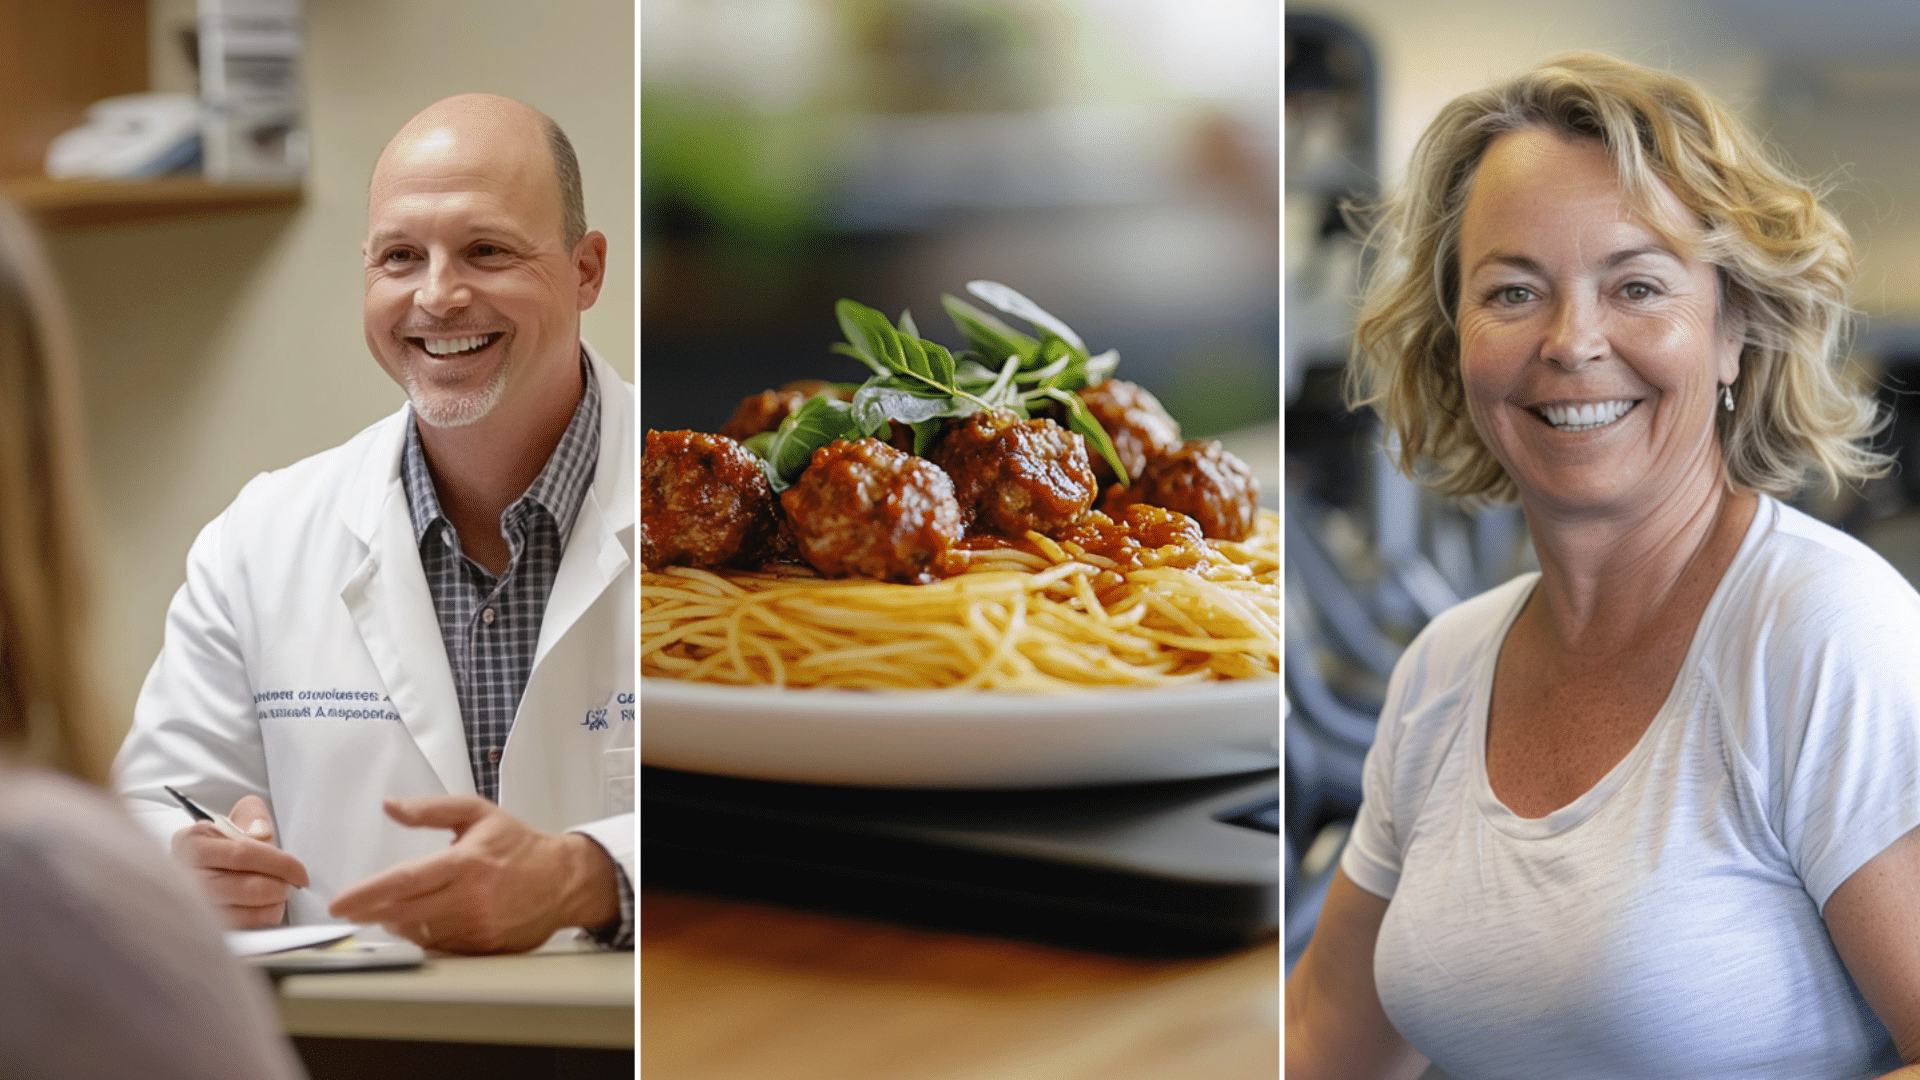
[562, 831, 621, 931]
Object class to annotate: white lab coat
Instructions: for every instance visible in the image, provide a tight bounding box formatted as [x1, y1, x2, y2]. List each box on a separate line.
[114, 347, 634, 927]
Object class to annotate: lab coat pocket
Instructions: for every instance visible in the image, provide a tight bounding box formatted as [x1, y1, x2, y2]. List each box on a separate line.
[605, 745, 635, 815]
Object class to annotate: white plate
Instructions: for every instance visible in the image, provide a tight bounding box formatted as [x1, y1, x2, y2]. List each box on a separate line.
[639, 677, 1280, 788]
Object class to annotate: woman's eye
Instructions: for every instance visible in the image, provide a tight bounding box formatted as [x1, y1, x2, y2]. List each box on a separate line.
[1621, 281, 1656, 300]
[1494, 285, 1535, 305]
[472, 244, 505, 258]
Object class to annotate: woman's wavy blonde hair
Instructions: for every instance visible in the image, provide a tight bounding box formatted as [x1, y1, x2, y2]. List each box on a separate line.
[1348, 51, 1888, 502]
[0, 196, 108, 785]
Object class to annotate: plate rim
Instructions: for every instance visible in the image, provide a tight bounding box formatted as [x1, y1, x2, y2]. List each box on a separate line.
[639, 674, 1281, 720]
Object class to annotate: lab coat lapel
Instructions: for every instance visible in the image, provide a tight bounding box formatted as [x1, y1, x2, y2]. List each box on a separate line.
[340, 472, 475, 798]
[535, 490, 627, 667]
[535, 348, 634, 666]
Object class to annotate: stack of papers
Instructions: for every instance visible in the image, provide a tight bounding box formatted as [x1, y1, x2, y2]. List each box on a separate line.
[225, 925, 425, 973]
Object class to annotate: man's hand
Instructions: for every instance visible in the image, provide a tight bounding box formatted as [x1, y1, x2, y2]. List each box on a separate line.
[327, 795, 619, 955]
[170, 794, 310, 929]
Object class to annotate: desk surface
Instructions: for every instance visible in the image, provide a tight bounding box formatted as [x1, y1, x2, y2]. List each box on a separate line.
[641, 890, 1278, 1080]
[276, 946, 633, 1049]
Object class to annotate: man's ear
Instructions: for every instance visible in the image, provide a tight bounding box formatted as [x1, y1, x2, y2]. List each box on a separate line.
[573, 231, 608, 312]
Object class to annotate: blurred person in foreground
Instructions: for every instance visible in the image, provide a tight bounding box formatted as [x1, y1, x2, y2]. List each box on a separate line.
[1286, 53, 1920, 1079]
[0, 197, 302, 1078]
[113, 93, 634, 955]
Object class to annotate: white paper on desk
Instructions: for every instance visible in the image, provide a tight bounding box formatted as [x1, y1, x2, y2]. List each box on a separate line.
[248, 937, 425, 973]
[225, 924, 355, 957]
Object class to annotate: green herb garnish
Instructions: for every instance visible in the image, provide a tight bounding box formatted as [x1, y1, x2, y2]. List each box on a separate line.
[749, 281, 1129, 492]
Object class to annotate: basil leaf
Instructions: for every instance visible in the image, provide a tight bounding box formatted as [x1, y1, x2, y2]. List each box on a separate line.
[1042, 351, 1100, 393]
[851, 384, 952, 433]
[1042, 387, 1127, 487]
[967, 280, 1086, 353]
[831, 341, 889, 377]
[897, 309, 920, 340]
[923, 339, 957, 387]
[942, 294, 1039, 365]
[755, 395, 860, 491]
[1037, 335, 1078, 369]
[1084, 348, 1120, 381]
[980, 356, 1021, 409]
[911, 418, 942, 456]
[1017, 351, 1072, 385]
[953, 357, 1000, 385]
[835, 300, 887, 368]
[839, 300, 913, 378]
[898, 332, 932, 379]
[840, 299, 1004, 418]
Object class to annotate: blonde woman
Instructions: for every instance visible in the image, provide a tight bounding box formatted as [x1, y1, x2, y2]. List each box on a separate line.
[1287, 54, 1920, 1078]
[0, 196, 302, 1079]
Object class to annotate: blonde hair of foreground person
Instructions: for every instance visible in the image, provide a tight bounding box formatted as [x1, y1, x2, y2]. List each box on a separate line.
[0, 196, 303, 1080]
[1348, 50, 1889, 501]
[0, 195, 108, 784]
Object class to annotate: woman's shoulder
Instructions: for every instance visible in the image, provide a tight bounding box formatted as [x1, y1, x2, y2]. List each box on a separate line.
[0, 766, 304, 1080]
[1722, 498, 1920, 641]
[1701, 497, 1920, 768]
[1377, 574, 1536, 745]
[0, 768, 210, 927]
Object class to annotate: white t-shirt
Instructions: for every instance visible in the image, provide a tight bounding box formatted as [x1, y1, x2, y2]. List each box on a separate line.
[1342, 496, 1920, 1079]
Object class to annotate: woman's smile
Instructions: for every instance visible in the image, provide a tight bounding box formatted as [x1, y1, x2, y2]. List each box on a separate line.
[1528, 399, 1639, 432]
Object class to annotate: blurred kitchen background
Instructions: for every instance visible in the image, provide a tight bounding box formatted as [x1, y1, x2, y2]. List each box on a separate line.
[1285, 0, 1920, 999]
[640, 0, 1278, 454]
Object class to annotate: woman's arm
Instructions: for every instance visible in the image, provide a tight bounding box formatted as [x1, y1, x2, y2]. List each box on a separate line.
[1284, 868, 1429, 1080]
[1825, 824, 1920, 1079]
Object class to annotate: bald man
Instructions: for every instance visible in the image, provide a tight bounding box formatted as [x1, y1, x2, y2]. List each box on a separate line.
[113, 95, 634, 954]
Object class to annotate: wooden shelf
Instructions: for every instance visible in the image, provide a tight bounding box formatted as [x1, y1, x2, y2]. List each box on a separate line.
[3, 175, 302, 231]
[0, 3, 305, 233]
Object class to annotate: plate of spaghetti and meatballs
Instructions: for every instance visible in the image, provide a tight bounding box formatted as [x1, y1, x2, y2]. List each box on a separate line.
[641, 281, 1277, 787]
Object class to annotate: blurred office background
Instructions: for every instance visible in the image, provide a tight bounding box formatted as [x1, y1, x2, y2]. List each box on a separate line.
[1285, 0, 1920, 996]
[15, 0, 632, 737]
[640, 0, 1278, 452]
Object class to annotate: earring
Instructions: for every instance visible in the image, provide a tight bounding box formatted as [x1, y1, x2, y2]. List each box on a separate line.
[1722, 385, 1734, 412]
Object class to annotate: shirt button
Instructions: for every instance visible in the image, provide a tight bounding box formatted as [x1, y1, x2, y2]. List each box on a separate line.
[481, 607, 496, 626]
[487, 748, 501, 764]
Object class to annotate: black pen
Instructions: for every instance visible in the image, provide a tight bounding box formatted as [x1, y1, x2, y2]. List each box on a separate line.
[163, 785, 253, 843]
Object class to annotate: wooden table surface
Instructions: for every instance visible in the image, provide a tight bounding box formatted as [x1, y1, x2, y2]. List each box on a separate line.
[276, 945, 633, 1048]
[641, 890, 1279, 1080]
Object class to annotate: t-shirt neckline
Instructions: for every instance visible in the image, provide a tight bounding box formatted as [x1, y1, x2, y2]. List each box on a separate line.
[1468, 494, 1778, 840]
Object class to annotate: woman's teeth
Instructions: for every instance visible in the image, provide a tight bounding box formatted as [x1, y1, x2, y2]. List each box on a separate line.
[423, 335, 492, 356]
[1539, 400, 1633, 431]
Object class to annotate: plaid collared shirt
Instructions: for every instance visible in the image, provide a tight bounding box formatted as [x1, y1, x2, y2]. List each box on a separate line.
[400, 354, 631, 947]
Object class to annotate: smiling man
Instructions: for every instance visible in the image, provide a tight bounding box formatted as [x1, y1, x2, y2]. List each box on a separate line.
[113, 94, 635, 954]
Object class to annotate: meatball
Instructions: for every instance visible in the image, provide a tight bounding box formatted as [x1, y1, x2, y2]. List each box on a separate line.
[641, 430, 780, 568]
[763, 512, 806, 565]
[1076, 379, 1181, 486]
[717, 380, 849, 441]
[1101, 439, 1260, 541]
[931, 410, 1096, 538]
[781, 438, 963, 583]
[718, 389, 803, 442]
[1055, 504, 1207, 568]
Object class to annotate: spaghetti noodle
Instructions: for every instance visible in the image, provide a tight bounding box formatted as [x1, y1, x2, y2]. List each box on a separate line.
[641, 509, 1279, 691]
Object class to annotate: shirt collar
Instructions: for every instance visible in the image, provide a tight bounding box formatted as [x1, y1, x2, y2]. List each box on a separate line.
[401, 350, 602, 548]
